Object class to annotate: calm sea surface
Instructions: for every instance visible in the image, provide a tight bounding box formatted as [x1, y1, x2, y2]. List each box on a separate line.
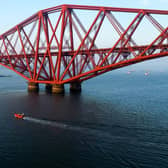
[0, 69, 168, 168]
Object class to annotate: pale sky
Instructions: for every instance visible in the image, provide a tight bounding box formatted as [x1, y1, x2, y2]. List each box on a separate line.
[0, 0, 168, 33]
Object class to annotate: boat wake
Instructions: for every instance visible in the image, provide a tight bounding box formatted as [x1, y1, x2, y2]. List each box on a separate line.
[23, 116, 88, 132]
[23, 117, 134, 140]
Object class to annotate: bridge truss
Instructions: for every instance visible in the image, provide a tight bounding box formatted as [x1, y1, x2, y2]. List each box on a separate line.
[0, 4, 168, 84]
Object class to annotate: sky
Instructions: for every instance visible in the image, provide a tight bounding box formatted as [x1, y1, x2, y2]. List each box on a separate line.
[0, 0, 168, 72]
[1, 0, 168, 33]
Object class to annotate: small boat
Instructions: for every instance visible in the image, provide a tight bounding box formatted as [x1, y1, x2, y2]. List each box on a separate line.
[14, 113, 24, 119]
[127, 70, 135, 74]
[144, 72, 149, 76]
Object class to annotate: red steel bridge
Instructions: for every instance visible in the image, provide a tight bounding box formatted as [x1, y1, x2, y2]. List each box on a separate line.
[1, 4, 168, 93]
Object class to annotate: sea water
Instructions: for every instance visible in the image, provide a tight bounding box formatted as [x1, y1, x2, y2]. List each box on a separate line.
[0, 67, 168, 168]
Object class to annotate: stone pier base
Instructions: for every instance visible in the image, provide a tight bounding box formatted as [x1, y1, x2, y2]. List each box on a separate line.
[45, 84, 52, 93]
[52, 84, 64, 94]
[70, 82, 81, 93]
[28, 82, 39, 92]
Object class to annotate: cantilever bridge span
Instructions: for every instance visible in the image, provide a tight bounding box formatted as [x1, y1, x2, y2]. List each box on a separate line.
[0, 4, 168, 93]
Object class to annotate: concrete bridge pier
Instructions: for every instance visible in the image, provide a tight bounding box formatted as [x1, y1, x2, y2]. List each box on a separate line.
[28, 82, 39, 92]
[52, 84, 64, 94]
[70, 82, 82, 93]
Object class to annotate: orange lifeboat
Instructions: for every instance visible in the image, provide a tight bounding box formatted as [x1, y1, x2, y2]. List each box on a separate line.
[14, 113, 24, 119]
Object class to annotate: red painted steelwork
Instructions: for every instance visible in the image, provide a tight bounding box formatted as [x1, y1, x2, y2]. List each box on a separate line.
[0, 4, 168, 84]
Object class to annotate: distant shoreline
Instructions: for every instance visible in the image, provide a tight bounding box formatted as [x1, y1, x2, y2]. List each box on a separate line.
[0, 75, 12, 77]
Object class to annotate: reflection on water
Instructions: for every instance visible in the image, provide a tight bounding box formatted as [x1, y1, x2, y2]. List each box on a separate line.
[0, 72, 168, 167]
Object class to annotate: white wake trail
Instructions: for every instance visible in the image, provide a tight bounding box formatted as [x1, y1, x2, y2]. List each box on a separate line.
[23, 116, 85, 132]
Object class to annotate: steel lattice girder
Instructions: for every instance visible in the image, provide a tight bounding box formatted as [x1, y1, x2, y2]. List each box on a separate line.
[0, 4, 168, 84]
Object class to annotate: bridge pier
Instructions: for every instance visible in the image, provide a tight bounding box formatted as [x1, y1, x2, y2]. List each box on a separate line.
[45, 84, 52, 93]
[28, 82, 39, 92]
[70, 82, 82, 93]
[52, 84, 64, 94]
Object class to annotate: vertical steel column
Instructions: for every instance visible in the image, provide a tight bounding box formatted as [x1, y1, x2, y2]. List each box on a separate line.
[57, 7, 66, 81]
[44, 14, 52, 80]
[68, 9, 76, 77]
[33, 12, 41, 80]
